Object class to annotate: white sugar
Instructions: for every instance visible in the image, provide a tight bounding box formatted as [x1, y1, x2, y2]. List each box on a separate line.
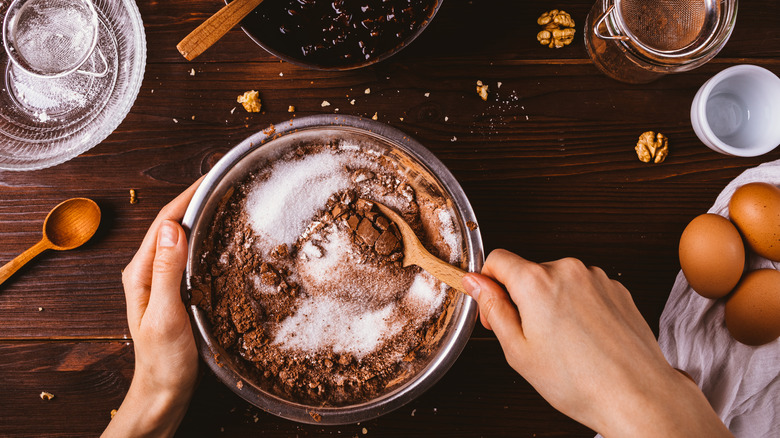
[273, 296, 402, 359]
[437, 208, 461, 263]
[297, 225, 406, 306]
[403, 272, 446, 319]
[244, 151, 352, 250]
[301, 240, 324, 259]
[338, 142, 361, 152]
[298, 226, 352, 280]
[251, 274, 278, 295]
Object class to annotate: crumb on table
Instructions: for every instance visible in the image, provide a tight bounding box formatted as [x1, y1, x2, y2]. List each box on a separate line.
[476, 80, 489, 101]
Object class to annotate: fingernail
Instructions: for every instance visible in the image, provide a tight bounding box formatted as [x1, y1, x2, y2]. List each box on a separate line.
[462, 275, 481, 301]
[158, 221, 178, 248]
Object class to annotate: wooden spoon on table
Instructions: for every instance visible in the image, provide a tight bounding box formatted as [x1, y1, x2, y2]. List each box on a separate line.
[0, 198, 101, 287]
[375, 202, 469, 294]
[177, 0, 264, 61]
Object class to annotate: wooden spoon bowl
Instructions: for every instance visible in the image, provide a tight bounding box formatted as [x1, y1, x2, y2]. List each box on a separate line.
[0, 198, 101, 286]
[375, 202, 468, 294]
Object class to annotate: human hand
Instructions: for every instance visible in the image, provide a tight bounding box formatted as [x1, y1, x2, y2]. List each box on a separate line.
[103, 178, 203, 438]
[462, 249, 731, 438]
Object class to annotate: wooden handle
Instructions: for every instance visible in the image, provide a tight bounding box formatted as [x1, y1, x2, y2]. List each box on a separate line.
[411, 245, 469, 294]
[0, 239, 52, 287]
[176, 0, 264, 61]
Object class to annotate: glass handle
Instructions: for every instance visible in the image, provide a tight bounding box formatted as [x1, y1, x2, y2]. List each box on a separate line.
[593, 4, 631, 41]
[76, 47, 108, 78]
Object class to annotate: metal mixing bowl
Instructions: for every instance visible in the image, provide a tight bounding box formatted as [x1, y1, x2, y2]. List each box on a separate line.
[182, 115, 481, 424]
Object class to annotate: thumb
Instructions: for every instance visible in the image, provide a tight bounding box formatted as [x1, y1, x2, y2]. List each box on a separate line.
[463, 273, 525, 342]
[148, 220, 189, 312]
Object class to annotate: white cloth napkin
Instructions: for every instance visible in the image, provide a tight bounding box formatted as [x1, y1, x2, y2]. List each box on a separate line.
[658, 159, 780, 437]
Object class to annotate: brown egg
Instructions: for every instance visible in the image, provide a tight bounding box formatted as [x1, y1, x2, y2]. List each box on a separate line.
[729, 182, 780, 262]
[679, 213, 745, 299]
[725, 269, 780, 346]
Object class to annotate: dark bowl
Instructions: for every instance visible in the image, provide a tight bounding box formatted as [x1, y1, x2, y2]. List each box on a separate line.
[233, 0, 442, 70]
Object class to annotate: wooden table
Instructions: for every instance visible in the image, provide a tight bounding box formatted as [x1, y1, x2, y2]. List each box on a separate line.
[1, 0, 778, 436]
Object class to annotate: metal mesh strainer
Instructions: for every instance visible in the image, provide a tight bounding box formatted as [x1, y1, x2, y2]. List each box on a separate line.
[3, 0, 101, 77]
[615, 0, 721, 56]
[620, 0, 708, 51]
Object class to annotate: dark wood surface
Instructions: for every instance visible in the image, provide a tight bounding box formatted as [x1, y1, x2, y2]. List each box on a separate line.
[1, 0, 778, 436]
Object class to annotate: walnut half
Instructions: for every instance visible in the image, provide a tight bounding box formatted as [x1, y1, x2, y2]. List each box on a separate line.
[537, 9, 575, 28]
[635, 131, 669, 163]
[536, 10, 576, 49]
[237, 90, 262, 113]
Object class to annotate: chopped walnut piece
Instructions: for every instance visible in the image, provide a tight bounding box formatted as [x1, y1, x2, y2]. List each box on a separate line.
[635, 131, 669, 163]
[236, 380, 244, 390]
[39, 391, 55, 401]
[287, 105, 296, 113]
[476, 80, 489, 101]
[536, 10, 576, 48]
[237, 90, 261, 112]
[129, 189, 138, 204]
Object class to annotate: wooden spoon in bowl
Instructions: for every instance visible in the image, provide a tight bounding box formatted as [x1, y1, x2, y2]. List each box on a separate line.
[0, 198, 101, 287]
[177, 0, 265, 61]
[375, 202, 468, 294]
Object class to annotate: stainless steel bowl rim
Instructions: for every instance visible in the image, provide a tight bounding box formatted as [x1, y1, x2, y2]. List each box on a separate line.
[182, 114, 482, 424]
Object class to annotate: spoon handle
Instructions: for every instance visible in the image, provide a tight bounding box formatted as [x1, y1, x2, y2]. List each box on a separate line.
[177, 0, 265, 61]
[412, 248, 469, 294]
[0, 239, 51, 287]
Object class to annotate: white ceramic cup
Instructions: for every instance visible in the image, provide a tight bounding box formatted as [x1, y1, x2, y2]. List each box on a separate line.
[691, 65, 780, 157]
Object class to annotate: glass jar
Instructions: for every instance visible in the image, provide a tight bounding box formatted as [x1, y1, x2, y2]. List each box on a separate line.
[584, 0, 738, 84]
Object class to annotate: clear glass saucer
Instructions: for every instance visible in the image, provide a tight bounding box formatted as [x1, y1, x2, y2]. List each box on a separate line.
[0, 0, 145, 171]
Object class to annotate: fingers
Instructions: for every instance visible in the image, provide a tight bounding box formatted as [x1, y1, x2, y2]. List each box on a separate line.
[462, 273, 525, 344]
[148, 220, 189, 316]
[123, 177, 204, 329]
[481, 249, 537, 289]
[130, 177, 205, 278]
[481, 249, 542, 313]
